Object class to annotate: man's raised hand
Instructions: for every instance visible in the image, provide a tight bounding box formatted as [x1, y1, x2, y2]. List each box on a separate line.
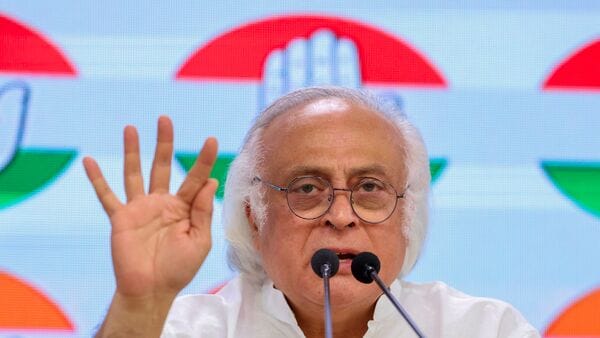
[83, 116, 218, 302]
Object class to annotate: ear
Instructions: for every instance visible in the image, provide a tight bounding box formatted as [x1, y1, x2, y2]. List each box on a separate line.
[245, 201, 261, 250]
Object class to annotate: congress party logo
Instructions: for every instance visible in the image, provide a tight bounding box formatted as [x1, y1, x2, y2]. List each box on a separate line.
[172, 15, 448, 196]
[0, 14, 77, 210]
[541, 40, 600, 333]
[0, 272, 74, 333]
[0, 14, 76, 333]
[540, 39, 600, 218]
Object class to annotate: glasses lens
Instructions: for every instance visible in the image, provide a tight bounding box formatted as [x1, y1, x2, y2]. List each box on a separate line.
[351, 178, 397, 223]
[287, 176, 331, 219]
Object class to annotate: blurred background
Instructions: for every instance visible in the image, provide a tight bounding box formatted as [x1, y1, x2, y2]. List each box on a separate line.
[1, 1, 599, 336]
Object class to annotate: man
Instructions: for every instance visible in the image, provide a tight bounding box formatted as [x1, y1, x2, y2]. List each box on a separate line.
[84, 87, 540, 337]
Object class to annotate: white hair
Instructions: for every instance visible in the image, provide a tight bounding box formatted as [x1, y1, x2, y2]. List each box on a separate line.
[222, 86, 430, 283]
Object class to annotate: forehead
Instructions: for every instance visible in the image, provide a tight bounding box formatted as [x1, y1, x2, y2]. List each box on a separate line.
[260, 97, 407, 183]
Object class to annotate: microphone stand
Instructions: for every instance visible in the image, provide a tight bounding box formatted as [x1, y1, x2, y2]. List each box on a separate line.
[366, 266, 425, 338]
[321, 264, 334, 338]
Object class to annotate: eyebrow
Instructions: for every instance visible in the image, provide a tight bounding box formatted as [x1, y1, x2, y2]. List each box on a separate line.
[284, 164, 390, 181]
[285, 165, 329, 180]
[348, 164, 389, 178]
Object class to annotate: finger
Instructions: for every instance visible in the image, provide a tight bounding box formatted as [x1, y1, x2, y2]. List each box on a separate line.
[149, 116, 174, 194]
[309, 29, 335, 85]
[287, 38, 308, 91]
[176, 137, 218, 204]
[261, 49, 284, 109]
[123, 125, 145, 201]
[336, 37, 361, 88]
[83, 156, 123, 216]
[189, 178, 218, 240]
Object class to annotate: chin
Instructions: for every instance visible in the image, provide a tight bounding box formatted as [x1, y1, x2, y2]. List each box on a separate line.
[328, 274, 380, 307]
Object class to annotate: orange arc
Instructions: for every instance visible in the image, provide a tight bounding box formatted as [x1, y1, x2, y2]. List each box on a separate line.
[544, 287, 600, 336]
[0, 271, 74, 331]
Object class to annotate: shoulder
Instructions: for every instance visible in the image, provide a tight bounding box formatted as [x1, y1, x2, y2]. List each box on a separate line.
[398, 279, 511, 310]
[395, 280, 540, 337]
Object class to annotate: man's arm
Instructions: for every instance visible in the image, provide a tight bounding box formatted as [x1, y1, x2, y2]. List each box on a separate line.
[94, 293, 175, 337]
[84, 116, 218, 337]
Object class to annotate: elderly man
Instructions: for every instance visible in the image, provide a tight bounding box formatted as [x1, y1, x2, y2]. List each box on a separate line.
[84, 87, 539, 337]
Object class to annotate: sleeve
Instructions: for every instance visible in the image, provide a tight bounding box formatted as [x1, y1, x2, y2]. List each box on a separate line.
[160, 295, 232, 338]
[496, 306, 541, 338]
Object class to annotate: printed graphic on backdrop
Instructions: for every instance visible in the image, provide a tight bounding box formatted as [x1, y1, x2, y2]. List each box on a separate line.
[0, 14, 76, 334]
[0, 14, 77, 210]
[544, 288, 600, 337]
[173, 15, 448, 191]
[543, 39, 600, 91]
[0, 272, 74, 332]
[541, 38, 600, 219]
[540, 38, 600, 334]
[541, 161, 600, 218]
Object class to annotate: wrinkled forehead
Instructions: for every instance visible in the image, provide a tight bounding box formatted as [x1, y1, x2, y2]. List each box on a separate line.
[258, 97, 408, 182]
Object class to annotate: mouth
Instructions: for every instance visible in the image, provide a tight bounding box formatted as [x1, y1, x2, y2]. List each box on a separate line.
[334, 251, 357, 261]
[317, 249, 359, 275]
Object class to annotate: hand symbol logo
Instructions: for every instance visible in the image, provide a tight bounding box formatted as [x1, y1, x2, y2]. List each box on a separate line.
[260, 29, 361, 109]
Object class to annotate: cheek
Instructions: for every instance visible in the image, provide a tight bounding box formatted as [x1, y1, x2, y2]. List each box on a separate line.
[255, 206, 303, 260]
[255, 223, 313, 289]
[251, 195, 287, 249]
[375, 222, 408, 281]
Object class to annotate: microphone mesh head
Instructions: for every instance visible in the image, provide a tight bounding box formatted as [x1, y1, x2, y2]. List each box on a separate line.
[351, 252, 381, 284]
[311, 248, 340, 278]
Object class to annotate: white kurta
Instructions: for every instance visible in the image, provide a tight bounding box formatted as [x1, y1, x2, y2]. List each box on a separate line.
[162, 275, 540, 337]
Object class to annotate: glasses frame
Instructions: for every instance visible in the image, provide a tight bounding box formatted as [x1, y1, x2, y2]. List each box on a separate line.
[253, 175, 408, 224]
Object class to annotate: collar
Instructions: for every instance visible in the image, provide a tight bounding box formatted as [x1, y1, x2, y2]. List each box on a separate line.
[259, 278, 404, 328]
[260, 279, 301, 327]
[371, 279, 403, 322]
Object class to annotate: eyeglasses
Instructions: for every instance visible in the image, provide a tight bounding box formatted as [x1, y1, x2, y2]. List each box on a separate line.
[253, 175, 407, 224]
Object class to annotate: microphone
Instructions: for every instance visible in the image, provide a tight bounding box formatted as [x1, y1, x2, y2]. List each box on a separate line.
[351, 252, 426, 338]
[311, 249, 339, 338]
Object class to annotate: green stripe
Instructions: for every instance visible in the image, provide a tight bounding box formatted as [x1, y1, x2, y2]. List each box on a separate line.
[0, 148, 77, 209]
[541, 161, 600, 217]
[175, 153, 236, 200]
[429, 158, 448, 183]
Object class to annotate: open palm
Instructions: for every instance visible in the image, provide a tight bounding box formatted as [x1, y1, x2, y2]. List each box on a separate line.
[83, 116, 218, 299]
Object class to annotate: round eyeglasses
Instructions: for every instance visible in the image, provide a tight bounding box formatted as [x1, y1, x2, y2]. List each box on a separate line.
[253, 175, 407, 224]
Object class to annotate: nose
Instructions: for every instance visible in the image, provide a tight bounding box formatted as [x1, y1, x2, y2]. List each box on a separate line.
[323, 188, 358, 230]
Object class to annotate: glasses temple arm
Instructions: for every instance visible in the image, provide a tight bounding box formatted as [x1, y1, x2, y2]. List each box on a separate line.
[253, 176, 288, 192]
